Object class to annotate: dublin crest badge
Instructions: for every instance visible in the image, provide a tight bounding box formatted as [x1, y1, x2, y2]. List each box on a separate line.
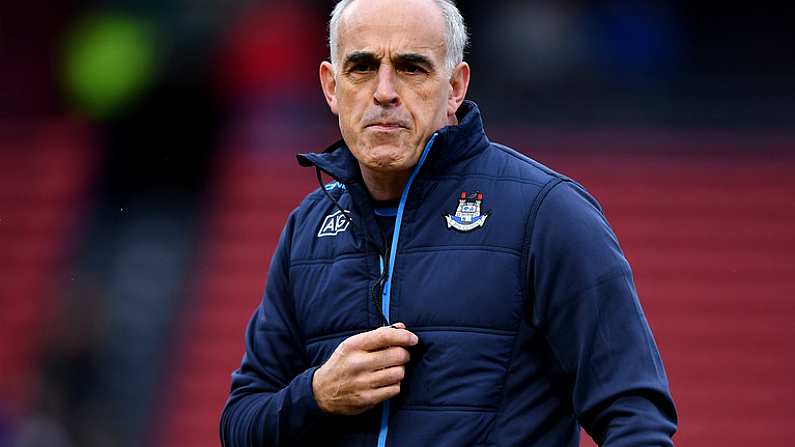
[444, 191, 490, 232]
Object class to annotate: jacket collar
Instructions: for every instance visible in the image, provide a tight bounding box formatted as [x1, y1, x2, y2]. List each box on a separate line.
[297, 100, 489, 183]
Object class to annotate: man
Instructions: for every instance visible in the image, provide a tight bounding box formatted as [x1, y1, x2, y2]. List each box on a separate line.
[220, 0, 677, 445]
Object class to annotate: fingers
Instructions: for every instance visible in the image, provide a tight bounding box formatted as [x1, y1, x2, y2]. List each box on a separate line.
[368, 365, 406, 388]
[341, 346, 410, 375]
[369, 346, 411, 370]
[347, 324, 419, 351]
[315, 325, 415, 415]
[364, 383, 401, 405]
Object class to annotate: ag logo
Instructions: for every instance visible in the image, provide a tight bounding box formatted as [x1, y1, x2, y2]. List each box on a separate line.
[318, 210, 351, 237]
[444, 191, 490, 232]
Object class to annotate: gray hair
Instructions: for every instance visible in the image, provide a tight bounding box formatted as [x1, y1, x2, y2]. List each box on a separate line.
[328, 0, 468, 75]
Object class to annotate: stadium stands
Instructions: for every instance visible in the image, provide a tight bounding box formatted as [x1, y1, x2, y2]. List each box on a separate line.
[0, 123, 94, 418]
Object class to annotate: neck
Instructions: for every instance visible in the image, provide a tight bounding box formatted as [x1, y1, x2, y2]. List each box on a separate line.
[360, 165, 411, 202]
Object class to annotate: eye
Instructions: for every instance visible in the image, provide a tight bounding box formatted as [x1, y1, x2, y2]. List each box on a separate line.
[350, 63, 374, 73]
[400, 64, 425, 74]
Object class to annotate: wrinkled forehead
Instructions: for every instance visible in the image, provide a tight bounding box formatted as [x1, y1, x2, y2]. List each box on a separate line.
[337, 0, 447, 61]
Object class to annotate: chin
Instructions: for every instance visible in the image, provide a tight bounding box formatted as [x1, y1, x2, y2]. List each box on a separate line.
[361, 143, 414, 171]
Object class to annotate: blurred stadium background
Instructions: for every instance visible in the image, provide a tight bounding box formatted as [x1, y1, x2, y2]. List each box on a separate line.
[1, 1, 793, 446]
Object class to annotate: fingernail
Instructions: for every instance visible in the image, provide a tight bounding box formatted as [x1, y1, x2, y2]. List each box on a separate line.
[411, 334, 419, 344]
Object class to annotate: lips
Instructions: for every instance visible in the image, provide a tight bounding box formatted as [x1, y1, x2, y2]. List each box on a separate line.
[369, 123, 401, 128]
[368, 124, 403, 131]
[365, 120, 409, 130]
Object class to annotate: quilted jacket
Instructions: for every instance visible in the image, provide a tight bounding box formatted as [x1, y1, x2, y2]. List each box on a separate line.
[220, 101, 677, 446]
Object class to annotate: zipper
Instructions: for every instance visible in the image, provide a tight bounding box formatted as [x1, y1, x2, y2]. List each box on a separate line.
[376, 254, 390, 447]
[375, 133, 437, 447]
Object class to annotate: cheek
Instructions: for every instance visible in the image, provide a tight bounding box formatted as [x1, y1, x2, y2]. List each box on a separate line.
[338, 96, 368, 130]
[408, 84, 450, 129]
[336, 96, 359, 129]
[338, 114, 358, 148]
[410, 84, 435, 108]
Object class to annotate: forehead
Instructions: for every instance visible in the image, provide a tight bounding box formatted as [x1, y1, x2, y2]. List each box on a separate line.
[338, 0, 446, 59]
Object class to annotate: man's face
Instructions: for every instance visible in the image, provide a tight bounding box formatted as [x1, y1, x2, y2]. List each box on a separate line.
[320, 0, 465, 175]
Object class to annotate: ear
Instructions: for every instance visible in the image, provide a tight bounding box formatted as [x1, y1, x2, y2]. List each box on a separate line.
[447, 62, 470, 117]
[319, 61, 339, 115]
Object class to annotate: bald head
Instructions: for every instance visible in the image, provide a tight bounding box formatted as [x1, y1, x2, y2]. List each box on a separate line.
[328, 0, 468, 75]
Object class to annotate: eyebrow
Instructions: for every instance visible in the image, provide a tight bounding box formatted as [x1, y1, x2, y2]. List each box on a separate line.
[342, 51, 436, 70]
[395, 53, 434, 68]
[343, 51, 379, 68]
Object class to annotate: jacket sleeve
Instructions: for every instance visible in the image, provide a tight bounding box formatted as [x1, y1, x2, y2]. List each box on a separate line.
[529, 180, 678, 446]
[220, 210, 327, 446]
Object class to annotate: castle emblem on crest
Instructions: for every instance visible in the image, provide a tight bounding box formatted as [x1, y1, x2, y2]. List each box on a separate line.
[444, 191, 490, 232]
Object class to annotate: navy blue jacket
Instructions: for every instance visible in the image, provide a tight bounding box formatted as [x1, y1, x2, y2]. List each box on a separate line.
[220, 101, 677, 446]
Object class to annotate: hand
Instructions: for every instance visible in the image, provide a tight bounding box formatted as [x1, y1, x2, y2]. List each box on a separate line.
[312, 322, 419, 415]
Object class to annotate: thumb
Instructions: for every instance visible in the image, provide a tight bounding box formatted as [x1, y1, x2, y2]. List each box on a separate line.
[390, 322, 406, 329]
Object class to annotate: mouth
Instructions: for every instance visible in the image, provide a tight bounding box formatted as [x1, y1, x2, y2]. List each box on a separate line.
[365, 122, 408, 131]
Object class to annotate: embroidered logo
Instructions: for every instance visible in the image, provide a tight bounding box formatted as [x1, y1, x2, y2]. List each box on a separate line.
[324, 181, 346, 191]
[318, 210, 351, 237]
[444, 191, 490, 232]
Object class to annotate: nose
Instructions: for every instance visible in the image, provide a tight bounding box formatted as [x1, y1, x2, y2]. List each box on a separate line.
[373, 64, 399, 107]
